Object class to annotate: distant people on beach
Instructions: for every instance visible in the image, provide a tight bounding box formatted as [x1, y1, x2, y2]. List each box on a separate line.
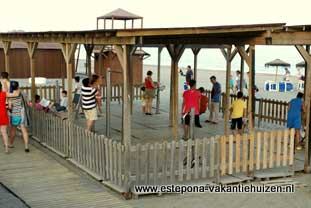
[229, 74, 235, 94]
[0, 82, 9, 153]
[229, 91, 247, 135]
[182, 79, 201, 139]
[7, 81, 30, 153]
[180, 65, 194, 85]
[284, 68, 290, 81]
[235, 70, 246, 93]
[73, 76, 82, 108]
[144, 71, 156, 115]
[287, 92, 304, 150]
[81, 78, 98, 131]
[246, 72, 259, 96]
[206, 76, 221, 124]
[91, 74, 103, 114]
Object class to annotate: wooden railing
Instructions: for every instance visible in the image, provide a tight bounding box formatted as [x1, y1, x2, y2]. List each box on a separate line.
[101, 84, 143, 102]
[20, 85, 62, 102]
[220, 129, 294, 176]
[205, 91, 289, 127]
[31, 110, 295, 194]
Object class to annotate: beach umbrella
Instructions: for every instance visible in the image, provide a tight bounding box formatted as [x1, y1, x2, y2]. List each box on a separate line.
[296, 61, 305, 68]
[265, 59, 291, 82]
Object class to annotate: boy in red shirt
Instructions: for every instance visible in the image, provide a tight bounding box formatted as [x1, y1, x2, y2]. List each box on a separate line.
[198, 87, 208, 114]
[182, 80, 201, 140]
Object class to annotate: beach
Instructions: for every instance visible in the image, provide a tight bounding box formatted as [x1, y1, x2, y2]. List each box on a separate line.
[143, 64, 301, 109]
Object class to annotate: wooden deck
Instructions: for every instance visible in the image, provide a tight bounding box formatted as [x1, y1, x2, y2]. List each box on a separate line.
[0, 137, 131, 208]
[75, 102, 286, 145]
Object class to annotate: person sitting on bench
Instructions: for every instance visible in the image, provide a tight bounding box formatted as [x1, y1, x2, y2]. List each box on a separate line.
[49, 90, 68, 112]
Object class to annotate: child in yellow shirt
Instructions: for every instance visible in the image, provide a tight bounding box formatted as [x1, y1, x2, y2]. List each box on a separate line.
[229, 91, 247, 135]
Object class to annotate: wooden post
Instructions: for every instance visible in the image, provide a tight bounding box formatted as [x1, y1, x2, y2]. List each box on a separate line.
[106, 68, 111, 137]
[156, 47, 163, 114]
[221, 47, 232, 136]
[167, 44, 185, 139]
[111, 17, 114, 29]
[248, 45, 255, 130]
[295, 45, 311, 172]
[192, 48, 201, 81]
[61, 43, 77, 120]
[129, 47, 136, 115]
[26, 42, 38, 109]
[240, 46, 245, 91]
[104, 19, 106, 29]
[84, 44, 94, 78]
[237, 45, 255, 131]
[131, 19, 134, 28]
[115, 45, 132, 145]
[2, 41, 11, 73]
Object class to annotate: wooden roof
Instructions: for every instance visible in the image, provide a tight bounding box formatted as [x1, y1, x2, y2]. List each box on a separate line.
[0, 42, 61, 49]
[97, 8, 142, 20]
[1, 23, 311, 46]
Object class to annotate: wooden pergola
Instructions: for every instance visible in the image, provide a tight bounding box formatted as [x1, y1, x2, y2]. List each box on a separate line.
[0, 23, 311, 172]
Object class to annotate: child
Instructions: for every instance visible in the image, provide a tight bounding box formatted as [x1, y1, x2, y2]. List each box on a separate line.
[91, 74, 103, 115]
[141, 86, 146, 113]
[50, 90, 68, 112]
[229, 91, 247, 135]
[198, 87, 208, 115]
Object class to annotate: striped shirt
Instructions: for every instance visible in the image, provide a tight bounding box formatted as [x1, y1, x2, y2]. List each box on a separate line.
[81, 86, 97, 110]
[10, 94, 23, 117]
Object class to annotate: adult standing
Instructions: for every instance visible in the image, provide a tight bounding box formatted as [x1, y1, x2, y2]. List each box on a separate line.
[235, 70, 246, 93]
[0, 82, 9, 153]
[206, 76, 221, 124]
[8, 81, 30, 152]
[0, 72, 10, 92]
[287, 92, 304, 150]
[81, 78, 98, 131]
[144, 71, 156, 115]
[180, 65, 194, 85]
[182, 80, 201, 139]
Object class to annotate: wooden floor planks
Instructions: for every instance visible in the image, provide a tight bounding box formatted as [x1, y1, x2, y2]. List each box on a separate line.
[0, 138, 131, 208]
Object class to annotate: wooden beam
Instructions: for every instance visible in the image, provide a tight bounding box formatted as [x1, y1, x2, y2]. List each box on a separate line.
[115, 45, 131, 145]
[0, 35, 136, 45]
[26, 42, 38, 109]
[220, 48, 227, 60]
[166, 44, 185, 139]
[84, 44, 94, 77]
[224, 47, 232, 136]
[2, 41, 11, 73]
[192, 48, 201, 81]
[271, 32, 311, 45]
[237, 46, 251, 67]
[229, 46, 238, 62]
[60, 43, 77, 119]
[156, 46, 163, 114]
[295, 45, 311, 172]
[248, 45, 255, 131]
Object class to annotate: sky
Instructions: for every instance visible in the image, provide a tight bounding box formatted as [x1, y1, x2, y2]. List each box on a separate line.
[1, 0, 311, 31]
[1, 0, 310, 74]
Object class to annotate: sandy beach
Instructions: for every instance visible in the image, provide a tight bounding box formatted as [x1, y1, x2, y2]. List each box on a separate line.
[143, 64, 301, 108]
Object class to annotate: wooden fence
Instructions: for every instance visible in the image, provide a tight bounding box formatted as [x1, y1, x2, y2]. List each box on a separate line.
[20, 85, 62, 102]
[31, 110, 295, 193]
[205, 91, 289, 127]
[101, 84, 143, 103]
